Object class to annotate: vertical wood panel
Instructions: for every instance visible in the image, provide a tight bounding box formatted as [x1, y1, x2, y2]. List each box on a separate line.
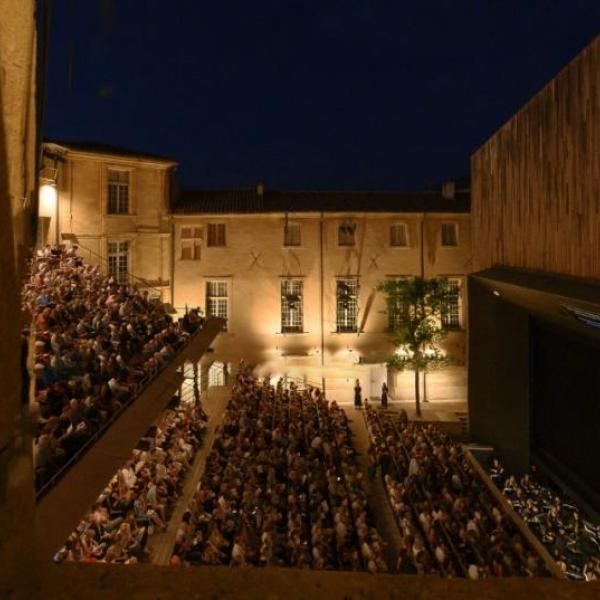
[471, 36, 600, 281]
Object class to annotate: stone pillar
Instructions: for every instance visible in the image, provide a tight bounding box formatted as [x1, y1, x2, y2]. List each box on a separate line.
[0, 0, 38, 595]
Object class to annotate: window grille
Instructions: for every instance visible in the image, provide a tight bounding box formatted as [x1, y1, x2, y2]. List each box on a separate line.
[206, 280, 228, 329]
[107, 241, 129, 283]
[441, 278, 461, 329]
[281, 279, 303, 332]
[388, 278, 410, 329]
[336, 278, 359, 332]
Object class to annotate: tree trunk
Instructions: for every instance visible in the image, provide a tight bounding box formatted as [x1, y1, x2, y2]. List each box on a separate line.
[414, 367, 421, 417]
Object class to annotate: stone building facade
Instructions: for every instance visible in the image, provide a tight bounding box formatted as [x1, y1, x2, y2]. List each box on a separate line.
[40, 141, 471, 402]
[40, 141, 177, 298]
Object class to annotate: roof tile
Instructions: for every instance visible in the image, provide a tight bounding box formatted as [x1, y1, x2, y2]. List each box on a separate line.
[173, 187, 470, 214]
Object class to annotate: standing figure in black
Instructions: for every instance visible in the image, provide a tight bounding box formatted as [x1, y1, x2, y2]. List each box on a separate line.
[380, 382, 388, 409]
[354, 378, 362, 408]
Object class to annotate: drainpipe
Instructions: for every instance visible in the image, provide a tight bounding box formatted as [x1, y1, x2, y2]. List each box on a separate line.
[170, 220, 175, 307]
[168, 168, 176, 308]
[420, 211, 425, 279]
[320, 211, 326, 398]
[421, 210, 428, 403]
[55, 170, 60, 244]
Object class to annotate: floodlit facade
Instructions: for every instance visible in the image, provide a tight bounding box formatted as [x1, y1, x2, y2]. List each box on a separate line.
[40, 141, 472, 402]
[40, 141, 177, 297]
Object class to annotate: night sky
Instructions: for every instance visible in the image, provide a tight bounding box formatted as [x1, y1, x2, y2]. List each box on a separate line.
[43, 1, 600, 190]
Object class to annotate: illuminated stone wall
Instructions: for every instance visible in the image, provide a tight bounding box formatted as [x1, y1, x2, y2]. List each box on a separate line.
[42, 146, 471, 403]
[172, 211, 471, 402]
[42, 143, 176, 296]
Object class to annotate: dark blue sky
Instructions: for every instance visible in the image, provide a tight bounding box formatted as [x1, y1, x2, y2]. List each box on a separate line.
[44, 1, 600, 190]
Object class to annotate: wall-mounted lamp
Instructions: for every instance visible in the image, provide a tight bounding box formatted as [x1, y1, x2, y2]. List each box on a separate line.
[492, 290, 501, 297]
[38, 182, 57, 218]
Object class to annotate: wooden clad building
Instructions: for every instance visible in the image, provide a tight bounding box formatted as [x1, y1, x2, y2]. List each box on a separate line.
[468, 35, 600, 508]
[471, 34, 600, 280]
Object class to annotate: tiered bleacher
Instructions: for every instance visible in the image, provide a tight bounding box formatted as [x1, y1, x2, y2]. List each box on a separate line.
[364, 404, 549, 578]
[22, 245, 204, 492]
[171, 367, 387, 572]
[53, 396, 208, 563]
[489, 459, 600, 580]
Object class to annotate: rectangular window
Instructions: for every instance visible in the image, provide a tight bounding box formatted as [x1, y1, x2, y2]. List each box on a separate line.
[441, 278, 461, 329]
[107, 169, 130, 214]
[336, 278, 359, 333]
[206, 280, 228, 329]
[338, 222, 356, 246]
[388, 277, 409, 329]
[107, 241, 129, 283]
[207, 223, 226, 247]
[181, 226, 202, 260]
[208, 361, 226, 387]
[390, 223, 409, 247]
[281, 279, 303, 333]
[283, 222, 301, 247]
[441, 223, 458, 247]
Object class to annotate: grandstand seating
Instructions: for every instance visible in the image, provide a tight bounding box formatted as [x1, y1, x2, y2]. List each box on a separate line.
[23, 245, 204, 493]
[363, 404, 549, 578]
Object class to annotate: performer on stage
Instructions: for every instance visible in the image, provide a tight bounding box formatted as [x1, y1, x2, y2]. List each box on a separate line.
[354, 379, 362, 408]
[380, 382, 388, 409]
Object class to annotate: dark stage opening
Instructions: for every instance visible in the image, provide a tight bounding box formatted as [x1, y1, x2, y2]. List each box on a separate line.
[531, 320, 600, 510]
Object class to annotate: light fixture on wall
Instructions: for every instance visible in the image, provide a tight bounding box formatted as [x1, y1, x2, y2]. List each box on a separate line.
[38, 182, 57, 218]
[38, 164, 60, 244]
[492, 290, 501, 297]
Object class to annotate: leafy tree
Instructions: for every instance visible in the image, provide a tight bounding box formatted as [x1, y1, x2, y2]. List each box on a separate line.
[377, 277, 454, 417]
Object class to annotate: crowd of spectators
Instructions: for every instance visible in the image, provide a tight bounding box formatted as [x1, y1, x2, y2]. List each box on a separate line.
[171, 368, 387, 573]
[23, 245, 204, 491]
[53, 398, 208, 563]
[489, 459, 600, 580]
[364, 404, 548, 578]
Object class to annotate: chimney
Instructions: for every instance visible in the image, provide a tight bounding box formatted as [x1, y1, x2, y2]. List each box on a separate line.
[441, 180, 455, 200]
[256, 181, 264, 197]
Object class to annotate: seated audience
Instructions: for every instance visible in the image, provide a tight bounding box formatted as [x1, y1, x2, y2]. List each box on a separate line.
[53, 398, 207, 564]
[489, 459, 600, 580]
[364, 404, 549, 578]
[172, 368, 387, 573]
[23, 245, 204, 490]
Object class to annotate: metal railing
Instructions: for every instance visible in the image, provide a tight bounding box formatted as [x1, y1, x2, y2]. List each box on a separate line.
[70, 240, 169, 299]
[278, 374, 322, 393]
